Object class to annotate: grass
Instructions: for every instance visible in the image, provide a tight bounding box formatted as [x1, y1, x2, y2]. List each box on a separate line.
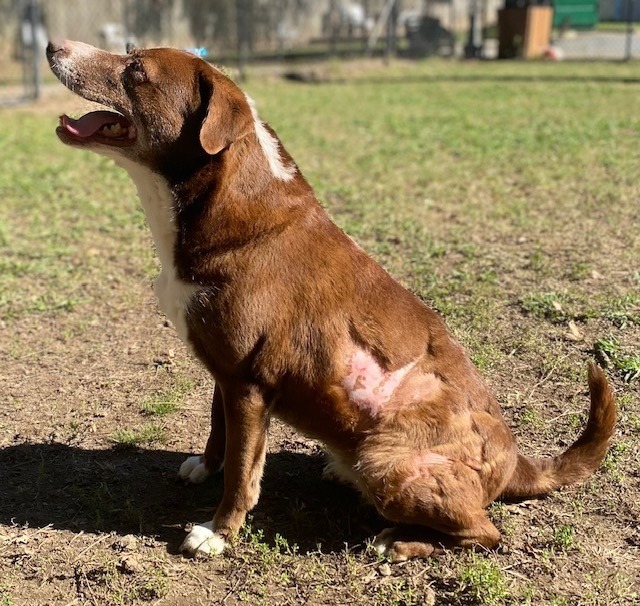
[72, 557, 169, 604]
[0, 113, 151, 321]
[520, 292, 570, 322]
[1, 58, 639, 604]
[140, 376, 194, 416]
[594, 336, 640, 382]
[596, 22, 636, 32]
[552, 524, 576, 552]
[111, 423, 167, 447]
[458, 553, 509, 606]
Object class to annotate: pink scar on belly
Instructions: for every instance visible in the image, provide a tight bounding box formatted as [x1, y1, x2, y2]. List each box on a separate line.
[342, 349, 428, 416]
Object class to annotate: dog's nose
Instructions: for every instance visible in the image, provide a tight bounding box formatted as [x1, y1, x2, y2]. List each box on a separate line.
[46, 39, 68, 59]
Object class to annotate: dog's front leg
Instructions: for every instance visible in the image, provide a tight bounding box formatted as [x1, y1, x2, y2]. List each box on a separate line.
[180, 383, 269, 557]
[178, 384, 226, 483]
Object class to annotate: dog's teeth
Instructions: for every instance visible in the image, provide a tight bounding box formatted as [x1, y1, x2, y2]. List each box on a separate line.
[102, 123, 126, 137]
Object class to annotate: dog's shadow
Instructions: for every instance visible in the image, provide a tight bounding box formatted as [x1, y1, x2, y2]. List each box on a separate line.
[0, 443, 381, 554]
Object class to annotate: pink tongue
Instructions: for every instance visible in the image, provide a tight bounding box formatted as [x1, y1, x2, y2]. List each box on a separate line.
[61, 111, 123, 137]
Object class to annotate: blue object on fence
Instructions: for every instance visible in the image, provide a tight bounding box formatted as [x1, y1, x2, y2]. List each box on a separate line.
[184, 47, 208, 57]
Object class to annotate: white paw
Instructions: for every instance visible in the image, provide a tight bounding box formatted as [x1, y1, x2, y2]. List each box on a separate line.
[179, 521, 226, 557]
[178, 455, 211, 484]
[372, 528, 395, 555]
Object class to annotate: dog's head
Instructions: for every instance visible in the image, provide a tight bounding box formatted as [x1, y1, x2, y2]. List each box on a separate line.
[46, 40, 253, 172]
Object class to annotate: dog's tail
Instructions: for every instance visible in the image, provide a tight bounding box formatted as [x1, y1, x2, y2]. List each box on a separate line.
[501, 363, 616, 500]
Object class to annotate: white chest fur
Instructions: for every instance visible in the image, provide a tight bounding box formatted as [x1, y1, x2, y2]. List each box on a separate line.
[117, 160, 197, 345]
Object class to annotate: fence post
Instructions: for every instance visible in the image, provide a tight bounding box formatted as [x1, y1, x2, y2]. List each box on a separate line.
[385, 0, 399, 63]
[236, 0, 251, 81]
[329, 0, 339, 57]
[28, 0, 42, 100]
[465, 0, 483, 58]
[624, 0, 633, 61]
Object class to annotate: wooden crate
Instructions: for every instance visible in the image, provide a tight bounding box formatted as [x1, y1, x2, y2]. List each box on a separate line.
[498, 6, 554, 59]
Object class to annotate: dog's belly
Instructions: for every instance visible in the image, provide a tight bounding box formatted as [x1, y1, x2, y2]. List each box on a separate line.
[271, 349, 441, 451]
[274, 347, 516, 502]
[153, 270, 198, 346]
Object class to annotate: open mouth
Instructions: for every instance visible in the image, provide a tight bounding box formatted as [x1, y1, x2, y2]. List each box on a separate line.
[57, 110, 136, 146]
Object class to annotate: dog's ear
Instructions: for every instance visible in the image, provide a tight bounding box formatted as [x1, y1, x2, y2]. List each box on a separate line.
[199, 71, 253, 156]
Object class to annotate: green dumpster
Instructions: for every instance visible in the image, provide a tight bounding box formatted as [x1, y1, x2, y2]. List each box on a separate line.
[553, 0, 599, 28]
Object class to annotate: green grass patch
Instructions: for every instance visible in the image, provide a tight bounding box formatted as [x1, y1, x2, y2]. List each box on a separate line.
[111, 423, 167, 447]
[601, 440, 632, 480]
[140, 376, 194, 416]
[0, 115, 151, 322]
[458, 553, 509, 605]
[520, 292, 570, 322]
[487, 502, 516, 537]
[0, 587, 12, 606]
[594, 336, 640, 383]
[601, 293, 640, 329]
[552, 524, 576, 552]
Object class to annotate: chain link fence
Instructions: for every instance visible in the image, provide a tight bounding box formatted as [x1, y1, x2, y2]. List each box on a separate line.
[0, 0, 639, 105]
[0, 0, 45, 105]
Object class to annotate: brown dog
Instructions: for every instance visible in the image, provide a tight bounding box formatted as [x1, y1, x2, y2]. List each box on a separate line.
[46, 40, 616, 560]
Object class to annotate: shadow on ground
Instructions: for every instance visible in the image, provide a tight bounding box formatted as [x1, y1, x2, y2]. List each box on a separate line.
[0, 443, 381, 554]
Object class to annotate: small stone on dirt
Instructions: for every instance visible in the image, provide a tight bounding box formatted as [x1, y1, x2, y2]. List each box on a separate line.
[120, 554, 143, 574]
[497, 543, 511, 555]
[378, 563, 392, 576]
[565, 320, 583, 341]
[362, 569, 378, 583]
[627, 528, 640, 547]
[117, 534, 138, 551]
[423, 587, 436, 606]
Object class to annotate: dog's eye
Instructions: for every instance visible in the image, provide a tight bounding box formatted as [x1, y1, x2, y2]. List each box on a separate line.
[124, 59, 147, 85]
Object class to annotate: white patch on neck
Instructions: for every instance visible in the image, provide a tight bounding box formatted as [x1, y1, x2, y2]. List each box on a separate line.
[114, 158, 197, 346]
[244, 94, 296, 182]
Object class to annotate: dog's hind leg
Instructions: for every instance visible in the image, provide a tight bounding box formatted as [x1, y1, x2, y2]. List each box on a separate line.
[180, 384, 269, 557]
[372, 512, 501, 561]
[360, 448, 501, 560]
[178, 383, 226, 483]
